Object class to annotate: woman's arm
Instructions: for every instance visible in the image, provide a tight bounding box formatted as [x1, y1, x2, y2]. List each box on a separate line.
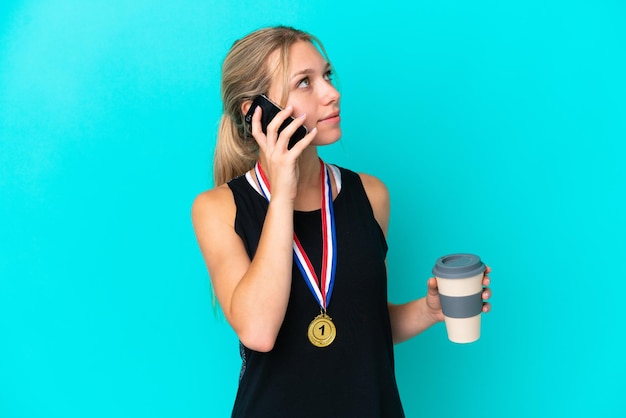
[193, 102, 319, 352]
[359, 173, 492, 344]
[192, 184, 295, 352]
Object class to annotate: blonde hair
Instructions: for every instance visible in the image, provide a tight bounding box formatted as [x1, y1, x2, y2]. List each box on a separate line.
[213, 26, 330, 185]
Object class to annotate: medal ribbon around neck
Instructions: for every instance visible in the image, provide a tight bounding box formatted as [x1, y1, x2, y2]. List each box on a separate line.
[254, 159, 337, 312]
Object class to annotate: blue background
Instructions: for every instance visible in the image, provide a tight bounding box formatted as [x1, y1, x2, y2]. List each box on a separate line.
[1, 1, 625, 417]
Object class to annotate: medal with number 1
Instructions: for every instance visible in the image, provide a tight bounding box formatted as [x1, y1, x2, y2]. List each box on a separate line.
[307, 312, 336, 347]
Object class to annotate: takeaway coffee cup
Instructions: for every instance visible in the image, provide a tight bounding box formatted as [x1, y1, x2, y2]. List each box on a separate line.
[432, 253, 486, 343]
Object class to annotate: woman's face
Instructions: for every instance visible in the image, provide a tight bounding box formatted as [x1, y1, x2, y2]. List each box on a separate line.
[267, 41, 341, 146]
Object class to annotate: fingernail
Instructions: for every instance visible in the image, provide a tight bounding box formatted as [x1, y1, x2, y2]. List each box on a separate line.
[298, 113, 306, 119]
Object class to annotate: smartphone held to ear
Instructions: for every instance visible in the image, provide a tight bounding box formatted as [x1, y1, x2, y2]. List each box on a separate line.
[244, 95, 308, 149]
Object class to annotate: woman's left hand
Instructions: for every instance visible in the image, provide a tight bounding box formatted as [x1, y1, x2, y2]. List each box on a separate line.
[425, 266, 492, 323]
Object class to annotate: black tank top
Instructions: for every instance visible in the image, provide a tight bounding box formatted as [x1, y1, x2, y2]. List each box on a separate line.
[227, 165, 405, 418]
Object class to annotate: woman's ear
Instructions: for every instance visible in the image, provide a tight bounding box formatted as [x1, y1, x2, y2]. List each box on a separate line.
[241, 100, 253, 117]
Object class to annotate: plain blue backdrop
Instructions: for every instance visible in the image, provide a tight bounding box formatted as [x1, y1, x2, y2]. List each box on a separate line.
[1, 1, 625, 417]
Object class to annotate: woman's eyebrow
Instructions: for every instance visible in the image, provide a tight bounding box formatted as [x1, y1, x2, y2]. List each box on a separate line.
[290, 62, 331, 79]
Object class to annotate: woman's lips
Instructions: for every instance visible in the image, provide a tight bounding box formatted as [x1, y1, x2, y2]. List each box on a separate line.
[319, 111, 340, 124]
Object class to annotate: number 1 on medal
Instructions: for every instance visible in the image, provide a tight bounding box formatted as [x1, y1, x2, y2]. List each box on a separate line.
[308, 313, 336, 347]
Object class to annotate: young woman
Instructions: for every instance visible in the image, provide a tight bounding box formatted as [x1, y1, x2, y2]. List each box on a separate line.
[192, 26, 492, 417]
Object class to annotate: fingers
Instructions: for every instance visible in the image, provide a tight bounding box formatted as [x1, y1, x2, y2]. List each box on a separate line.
[482, 266, 492, 313]
[272, 112, 314, 151]
[482, 265, 491, 287]
[289, 125, 317, 152]
[427, 277, 438, 292]
[250, 104, 296, 151]
[251, 105, 315, 154]
[267, 107, 305, 149]
[250, 105, 266, 151]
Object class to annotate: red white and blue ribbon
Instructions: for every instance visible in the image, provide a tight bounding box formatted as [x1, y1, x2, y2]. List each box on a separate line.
[254, 159, 337, 311]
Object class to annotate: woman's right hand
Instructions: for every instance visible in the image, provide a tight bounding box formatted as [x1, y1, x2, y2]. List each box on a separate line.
[249, 104, 317, 202]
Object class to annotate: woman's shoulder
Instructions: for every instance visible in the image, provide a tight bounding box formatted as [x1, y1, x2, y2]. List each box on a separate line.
[329, 165, 388, 199]
[351, 170, 390, 235]
[330, 164, 390, 233]
[357, 172, 388, 194]
[191, 183, 236, 228]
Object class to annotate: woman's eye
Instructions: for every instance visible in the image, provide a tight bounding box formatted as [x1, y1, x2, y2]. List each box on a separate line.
[297, 77, 310, 88]
[324, 70, 334, 82]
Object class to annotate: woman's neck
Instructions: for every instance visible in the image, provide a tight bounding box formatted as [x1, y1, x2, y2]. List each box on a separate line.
[297, 147, 322, 188]
[293, 147, 325, 211]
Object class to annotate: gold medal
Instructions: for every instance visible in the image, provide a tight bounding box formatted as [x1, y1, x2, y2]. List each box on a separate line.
[307, 313, 336, 347]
